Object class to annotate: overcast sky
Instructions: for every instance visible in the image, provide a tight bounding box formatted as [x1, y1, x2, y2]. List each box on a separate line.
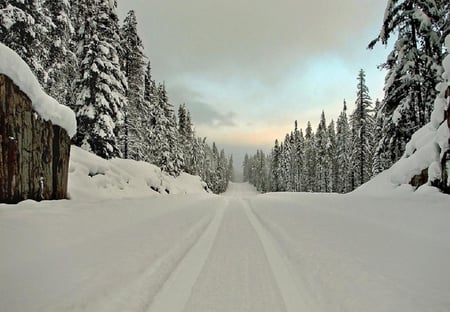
[117, 0, 389, 172]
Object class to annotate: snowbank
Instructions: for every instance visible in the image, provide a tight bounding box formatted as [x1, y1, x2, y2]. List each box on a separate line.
[68, 146, 208, 200]
[389, 35, 450, 186]
[0, 43, 76, 137]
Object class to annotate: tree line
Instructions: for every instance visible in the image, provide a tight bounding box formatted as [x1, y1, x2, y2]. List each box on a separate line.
[244, 70, 377, 193]
[244, 0, 449, 194]
[0, 0, 232, 193]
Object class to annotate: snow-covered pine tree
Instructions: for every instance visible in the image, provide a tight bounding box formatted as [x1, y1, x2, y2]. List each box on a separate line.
[336, 100, 352, 193]
[281, 134, 292, 191]
[216, 149, 228, 193]
[0, 0, 50, 83]
[287, 131, 297, 192]
[372, 99, 385, 176]
[369, 0, 445, 167]
[315, 111, 329, 192]
[148, 83, 184, 176]
[303, 121, 316, 192]
[72, 0, 127, 159]
[120, 9, 146, 160]
[142, 61, 158, 161]
[270, 139, 282, 192]
[350, 69, 374, 188]
[178, 104, 195, 174]
[327, 120, 338, 192]
[41, 0, 76, 106]
[293, 121, 304, 192]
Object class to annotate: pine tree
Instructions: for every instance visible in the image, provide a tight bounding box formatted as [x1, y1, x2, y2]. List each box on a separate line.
[42, 0, 76, 106]
[178, 104, 195, 174]
[303, 121, 316, 192]
[0, 0, 50, 83]
[142, 61, 159, 162]
[281, 134, 292, 191]
[315, 111, 329, 192]
[327, 120, 338, 192]
[121, 10, 146, 160]
[372, 99, 385, 176]
[72, 0, 127, 159]
[350, 69, 374, 188]
[148, 84, 184, 176]
[293, 121, 304, 191]
[369, 0, 445, 167]
[336, 100, 352, 193]
[270, 139, 282, 192]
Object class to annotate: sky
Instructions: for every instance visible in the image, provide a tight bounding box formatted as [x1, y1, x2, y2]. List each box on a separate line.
[117, 0, 390, 174]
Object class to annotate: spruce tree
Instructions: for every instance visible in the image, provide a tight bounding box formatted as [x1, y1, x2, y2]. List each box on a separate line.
[303, 121, 316, 192]
[120, 10, 146, 160]
[315, 111, 328, 192]
[336, 100, 352, 193]
[327, 120, 338, 192]
[350, 69, 374, 188]
[73, 0, 127, 159]
[148, 84, 184, 176]
[369, 0, 445, 166]
[270, 139, 281, 192]
[372, 99, 385, 176]
[0, 0, 49, 83]
[178, 104, 195, 174]
[42, 0, 76, 106]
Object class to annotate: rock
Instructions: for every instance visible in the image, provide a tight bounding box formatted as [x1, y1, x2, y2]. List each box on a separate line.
[0, 74, 70, 203]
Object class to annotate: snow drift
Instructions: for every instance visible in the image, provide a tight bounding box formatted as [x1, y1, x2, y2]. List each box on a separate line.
[68, 146, 209, 200]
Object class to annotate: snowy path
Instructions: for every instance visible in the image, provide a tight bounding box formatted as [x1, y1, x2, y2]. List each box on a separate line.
[1, 183, 450, 311]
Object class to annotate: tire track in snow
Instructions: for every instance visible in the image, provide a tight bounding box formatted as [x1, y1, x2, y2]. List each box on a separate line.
[47, 204, 221, 312]
[145, 199, 226, 312]
[242, 198, 309, 312]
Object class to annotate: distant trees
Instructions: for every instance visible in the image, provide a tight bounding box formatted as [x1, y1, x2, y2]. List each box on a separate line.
[0, 0, 232, 193]
[244, 1, 450, 194]
[244, 70, 378, 194]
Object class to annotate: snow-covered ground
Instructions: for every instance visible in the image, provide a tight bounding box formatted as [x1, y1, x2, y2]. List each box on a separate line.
[1, 176, 449, 311]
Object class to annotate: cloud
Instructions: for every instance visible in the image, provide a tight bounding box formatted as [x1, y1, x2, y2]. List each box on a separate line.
[117, 0, 389, 162]
[168, 84, 237, 127]
[189, 101, 237, 127]
[118, 0, 385, 83]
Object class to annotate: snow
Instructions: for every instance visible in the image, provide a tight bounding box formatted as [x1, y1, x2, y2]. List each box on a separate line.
[0, 43, 76, 137]
[390, 34, 450, 185]
[69, 146, 208, 200]
[0, 182, 449, 311]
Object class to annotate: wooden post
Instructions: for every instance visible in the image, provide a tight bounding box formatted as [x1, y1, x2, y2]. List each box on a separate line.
[0, 74, 71, 203]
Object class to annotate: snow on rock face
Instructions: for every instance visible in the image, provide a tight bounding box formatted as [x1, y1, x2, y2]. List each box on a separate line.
[389, 35, 450, 187]
[0, 43, 76, 137]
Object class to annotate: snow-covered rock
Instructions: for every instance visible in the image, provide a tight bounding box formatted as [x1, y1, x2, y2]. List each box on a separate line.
[0, 43, 76, 137]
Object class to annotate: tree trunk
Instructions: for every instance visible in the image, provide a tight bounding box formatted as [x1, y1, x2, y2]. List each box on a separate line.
[0, 74, 71, 203]
[441, 86, 450, 193]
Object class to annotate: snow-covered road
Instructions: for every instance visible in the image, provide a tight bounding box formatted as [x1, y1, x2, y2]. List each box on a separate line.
[1, 183, 449, 311]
